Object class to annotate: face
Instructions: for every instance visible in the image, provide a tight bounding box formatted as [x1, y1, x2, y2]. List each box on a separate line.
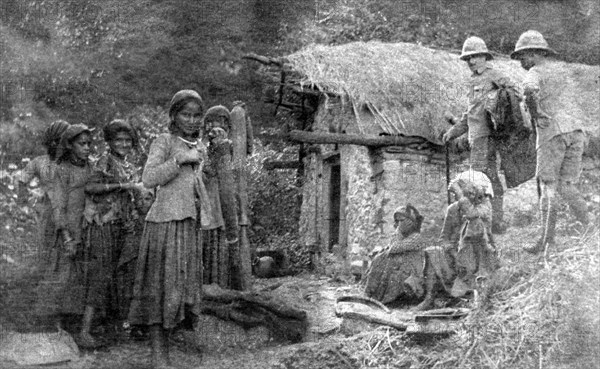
[108, 131, 133, 158]
[174, 101, 203, 137]
[517, 50, 537, 70]
[70, 132, 91, 161]
[465, 54, 487, 73]
[204, 117, 229, 135]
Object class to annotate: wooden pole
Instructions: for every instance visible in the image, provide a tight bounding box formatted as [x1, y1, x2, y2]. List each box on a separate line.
[288, 130, 427, 147]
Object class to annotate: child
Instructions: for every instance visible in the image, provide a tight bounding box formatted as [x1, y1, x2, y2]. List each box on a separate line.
[83, 119, 145, 336]
[18, 120, 70, 262]
[43, 124, 100, 346]
[128, 90, 207, 369]
[201, 105, 229, 287]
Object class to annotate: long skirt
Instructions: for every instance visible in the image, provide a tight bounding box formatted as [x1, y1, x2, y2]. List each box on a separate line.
[82, 222, 116, 312]
[202, 228, 230, 288]
[34, 238, 86, 317]
[128, 219, 203, 329]
[364, 249, 425, 304]
[113, 221, 143, 320]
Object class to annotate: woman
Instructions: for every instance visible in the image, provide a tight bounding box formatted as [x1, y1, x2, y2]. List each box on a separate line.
[364, 204, 427, 305]
[128, 90, 207, 369]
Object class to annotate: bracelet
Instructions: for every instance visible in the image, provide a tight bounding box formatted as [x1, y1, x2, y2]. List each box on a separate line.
[104, 184, 109, 191]
[118, 182, 123, 190]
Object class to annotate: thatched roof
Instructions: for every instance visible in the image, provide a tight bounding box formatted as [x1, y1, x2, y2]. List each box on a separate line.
[285, 41, 599, 145]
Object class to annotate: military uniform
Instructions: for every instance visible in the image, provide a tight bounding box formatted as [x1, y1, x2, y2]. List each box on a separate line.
[444, 37, 510, 233]
[511, 30, 591, 253]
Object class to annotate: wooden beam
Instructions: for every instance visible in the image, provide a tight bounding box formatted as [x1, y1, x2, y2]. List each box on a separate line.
[263, 160, 302, 170]
[288, 130, 428, 147]
[242, 53, 283, 67]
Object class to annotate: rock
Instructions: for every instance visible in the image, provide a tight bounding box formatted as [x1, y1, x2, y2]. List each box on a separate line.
[0, 329, 80, 366]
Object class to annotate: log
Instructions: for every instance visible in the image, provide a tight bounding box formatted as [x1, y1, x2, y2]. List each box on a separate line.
[230, 103, 253, 285]
[201, 284, 308, 342]
[242, 53, 283, 67]
[212, 139, 246, 290]
[288, 130, 428, 147]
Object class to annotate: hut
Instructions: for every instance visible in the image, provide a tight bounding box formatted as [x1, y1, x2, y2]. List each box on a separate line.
[248, 41, 600, 264]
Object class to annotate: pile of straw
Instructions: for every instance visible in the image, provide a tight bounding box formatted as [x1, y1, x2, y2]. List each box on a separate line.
[350, 228, 599, 368]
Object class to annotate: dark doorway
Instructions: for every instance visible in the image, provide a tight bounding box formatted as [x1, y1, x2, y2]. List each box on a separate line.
[328, 163, 341, 251]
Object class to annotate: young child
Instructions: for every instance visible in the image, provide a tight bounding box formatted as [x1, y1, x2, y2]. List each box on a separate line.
[201, 105, 229, 287]
[128, 90, 207, 369]
[44, 124, 100, 346]
[83, 119, 145, 337]
[18, 120, 70, 262]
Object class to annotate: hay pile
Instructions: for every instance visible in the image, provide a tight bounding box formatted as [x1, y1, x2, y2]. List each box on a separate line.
[285, 41, 599, 146]
[342, 228, 600, 368]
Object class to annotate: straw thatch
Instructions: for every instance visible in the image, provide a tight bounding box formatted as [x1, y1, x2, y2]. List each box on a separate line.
[285, 41, 600, 145]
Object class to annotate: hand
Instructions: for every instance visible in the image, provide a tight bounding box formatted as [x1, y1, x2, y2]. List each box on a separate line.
[175, 149, 201, 165]
[208, 127, 228, 143]
[122, 182, 145, 192]
[535, 109, 551, 129]
[442, 130, 456, 144]
[65, 239, 79, 257]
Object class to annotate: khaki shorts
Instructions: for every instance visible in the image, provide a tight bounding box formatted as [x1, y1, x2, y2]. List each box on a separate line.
[536, 130, 584, 183]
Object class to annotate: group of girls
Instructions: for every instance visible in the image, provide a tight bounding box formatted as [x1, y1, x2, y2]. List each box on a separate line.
[23, 89, 235, 369]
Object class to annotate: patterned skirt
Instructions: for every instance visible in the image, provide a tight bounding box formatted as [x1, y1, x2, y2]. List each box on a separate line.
[128, 219, 203, 329]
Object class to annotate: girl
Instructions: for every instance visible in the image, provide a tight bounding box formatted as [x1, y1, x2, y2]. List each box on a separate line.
[128, 90, 207, 369]
[201, 105, 229, 288]
[18, 120, 70, 263]
[83, 119, 145, 336]
[43, 124, 100, 346]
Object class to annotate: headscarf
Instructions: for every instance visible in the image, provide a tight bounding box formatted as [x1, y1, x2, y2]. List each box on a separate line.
[43, 120, 70, 160]
[450, 169, 494, 198]
[393, 204, 424, 234]
[168, 89, 204, 119]
[168, 89, 204, 138]
[57, 124, 93, 163]
[103, 119, 139, 148]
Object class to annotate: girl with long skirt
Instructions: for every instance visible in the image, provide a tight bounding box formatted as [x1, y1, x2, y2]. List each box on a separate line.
[128, 90, 208, 369]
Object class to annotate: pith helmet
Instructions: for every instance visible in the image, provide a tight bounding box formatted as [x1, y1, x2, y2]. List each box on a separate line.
[460, 36, 493, 61]
[510, 30, 557, 59]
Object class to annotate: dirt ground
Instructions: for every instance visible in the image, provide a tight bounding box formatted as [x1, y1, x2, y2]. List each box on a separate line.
[1, 160, 599, 369]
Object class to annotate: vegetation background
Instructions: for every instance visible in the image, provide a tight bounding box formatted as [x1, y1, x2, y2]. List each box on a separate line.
[1, 0, 598, 253]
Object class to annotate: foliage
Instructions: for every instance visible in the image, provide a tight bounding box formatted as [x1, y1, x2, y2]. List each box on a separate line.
[280, 0, 599, 65]
[247, 139, 306, 267]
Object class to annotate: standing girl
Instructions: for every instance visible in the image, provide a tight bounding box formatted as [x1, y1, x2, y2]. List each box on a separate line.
[18, 120, 70, 263]
[47, 124, 101, 347]
[83, 119, 145, 333]
[128, 90, 206, 369]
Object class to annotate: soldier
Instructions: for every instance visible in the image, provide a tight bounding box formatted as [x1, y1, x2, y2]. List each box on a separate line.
[443, 36, 510, 234]
[511, 30, 592, 254]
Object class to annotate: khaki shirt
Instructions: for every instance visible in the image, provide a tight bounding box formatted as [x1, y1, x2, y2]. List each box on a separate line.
[522, 60, 585, 148]
[452, 66, 509, 143]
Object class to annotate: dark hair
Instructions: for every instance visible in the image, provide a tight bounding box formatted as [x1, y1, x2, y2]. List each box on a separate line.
[103, 119, 139, 148]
